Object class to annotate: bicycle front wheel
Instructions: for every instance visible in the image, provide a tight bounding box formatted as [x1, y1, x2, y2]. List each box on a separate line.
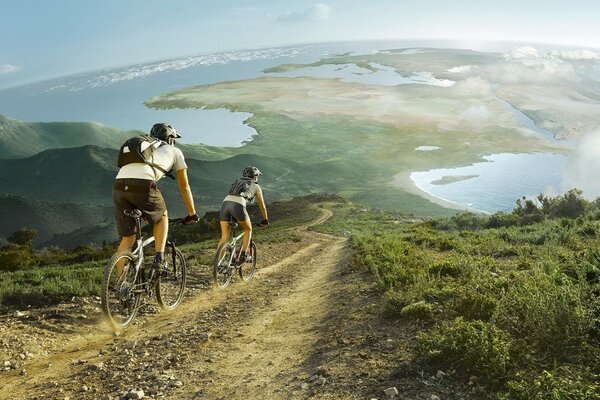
[239, 241, 257, 283]
[101, 251, 141, 330]
[156, 246, 186, 310]
[213, 243, 234, 288]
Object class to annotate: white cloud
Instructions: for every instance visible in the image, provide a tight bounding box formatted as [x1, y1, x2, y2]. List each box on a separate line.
[557, 49, 600, 60]
[483, 59, 577, 84]
[0, 64, 19, 74]
[447, 65, 473, 73]
[505, 45, 539, 60]
[276, 4, 333, 22]
[459, 105, 492, 127]
[450, 77, 493, 97]
[562, 130, 600, 198]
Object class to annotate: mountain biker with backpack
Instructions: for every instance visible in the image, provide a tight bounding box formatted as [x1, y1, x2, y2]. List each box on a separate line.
[113, 123, 199, 275]
[217, 166, 269, 264]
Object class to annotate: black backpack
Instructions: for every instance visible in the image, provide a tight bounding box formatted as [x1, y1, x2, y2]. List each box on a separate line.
[229, 178, 254, 199]
[117, 135, 174, 179]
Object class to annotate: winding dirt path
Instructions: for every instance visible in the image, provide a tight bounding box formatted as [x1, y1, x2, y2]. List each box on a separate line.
[1, 208, 381, 400]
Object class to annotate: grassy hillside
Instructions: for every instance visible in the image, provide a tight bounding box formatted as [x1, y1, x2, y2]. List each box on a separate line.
[0, 194, 324, 309]
[0, 115, 133, 158]
[314, 191, 600, 399]
[0, 145, 119, 204]
[0, 195, 114, 246]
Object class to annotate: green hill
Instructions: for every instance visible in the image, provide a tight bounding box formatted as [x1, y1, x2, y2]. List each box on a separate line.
[0, 195, 113, 245]
[0, 115, 134, 159]
[0, 145, 119, 204]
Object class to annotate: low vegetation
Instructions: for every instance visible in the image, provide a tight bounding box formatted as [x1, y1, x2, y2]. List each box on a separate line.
[316, 189, 599, 399]
[2, 190, 598, 397]
[0, 195, 323, 311]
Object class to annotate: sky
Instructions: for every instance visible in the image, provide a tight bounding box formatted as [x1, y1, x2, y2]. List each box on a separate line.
[2, 0, 600, 88]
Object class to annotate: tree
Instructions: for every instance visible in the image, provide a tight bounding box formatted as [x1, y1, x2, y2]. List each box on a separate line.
[7, 228, 38, 246]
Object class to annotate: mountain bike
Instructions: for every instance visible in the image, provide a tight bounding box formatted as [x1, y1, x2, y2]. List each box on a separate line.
[213, 220, 261, 289]
[101, 209, 186, 329]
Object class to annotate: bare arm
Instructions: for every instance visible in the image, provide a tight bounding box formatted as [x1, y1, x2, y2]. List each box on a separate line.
[176, 169, 196, 216]
[255, 186, 268, 220]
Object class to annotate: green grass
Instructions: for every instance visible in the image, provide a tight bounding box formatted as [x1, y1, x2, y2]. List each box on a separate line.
[315, 193, 600, 398]
[0, 194, 324, 312]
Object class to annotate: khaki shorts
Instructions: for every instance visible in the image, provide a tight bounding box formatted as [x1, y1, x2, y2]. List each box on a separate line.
[112, 179, 166, 236]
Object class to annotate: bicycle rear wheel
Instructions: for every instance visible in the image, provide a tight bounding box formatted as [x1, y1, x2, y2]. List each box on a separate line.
[213, 243, 234, 288]
[239, 241, 257, 283]
[156, 246, 186, 310]
[101, 251, 141, 329]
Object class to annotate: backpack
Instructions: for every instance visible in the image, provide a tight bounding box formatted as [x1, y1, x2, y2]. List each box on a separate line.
[117, 135, 174, 179]
[229, 178, 254, 199]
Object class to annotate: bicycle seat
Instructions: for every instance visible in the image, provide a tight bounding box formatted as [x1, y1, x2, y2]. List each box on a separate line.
[124, 209, 143, 219]
[229, 220, 239, 229]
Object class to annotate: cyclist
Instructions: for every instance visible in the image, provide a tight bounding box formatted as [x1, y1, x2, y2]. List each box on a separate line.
[217, 166, 269, 264]
[112, 123, 199, 275]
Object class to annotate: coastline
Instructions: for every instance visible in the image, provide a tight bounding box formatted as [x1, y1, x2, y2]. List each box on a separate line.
[392, 170, 486, 214]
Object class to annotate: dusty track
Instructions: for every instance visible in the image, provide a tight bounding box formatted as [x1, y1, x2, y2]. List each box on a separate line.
[0, 208, 377, 400]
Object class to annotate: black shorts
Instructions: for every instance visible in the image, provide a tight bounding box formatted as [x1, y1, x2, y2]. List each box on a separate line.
[220, 200, 249, 222]
[112, 178, 166, 236]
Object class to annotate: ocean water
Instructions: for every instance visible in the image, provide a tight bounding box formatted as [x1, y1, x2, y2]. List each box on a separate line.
[411, 153, 569, 213]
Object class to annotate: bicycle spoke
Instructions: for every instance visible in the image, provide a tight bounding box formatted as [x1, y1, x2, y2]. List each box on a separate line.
[213, 243, 234, 288]
[101, 251, 141, 329]
[156, 247, 186, 310]
[239, 241, 257, 283]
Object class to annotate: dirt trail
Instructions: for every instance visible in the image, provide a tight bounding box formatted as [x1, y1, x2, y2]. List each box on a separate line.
[2, 208, 395, 400]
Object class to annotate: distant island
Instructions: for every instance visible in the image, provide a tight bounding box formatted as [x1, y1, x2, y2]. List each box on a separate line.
[431, 174, 479, 185]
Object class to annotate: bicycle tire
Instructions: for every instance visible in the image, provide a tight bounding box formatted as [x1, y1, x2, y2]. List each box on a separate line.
[213, 242, 234, 288]
[156, 246, 186, 310]
[101, 251, 141, 329]
[238, 241, 257, 283]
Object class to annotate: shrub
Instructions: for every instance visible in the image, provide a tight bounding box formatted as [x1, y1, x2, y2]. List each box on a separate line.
[400, 300, 434, 320]
[500, 370, 600, 400]
[452, 290, 498, 321]
[493, 269, 592, 358]
[0, 248, 37, 271]
[416, 317, 511, 384]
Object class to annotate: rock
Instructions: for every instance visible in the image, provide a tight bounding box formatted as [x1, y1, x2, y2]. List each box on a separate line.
[383, 387, 399, 397]
[126, 389, 145, 399]
[308, 374, 320, 382]
[300, 383, 310, 390]
[198, 332, 212, 342]
[315, 377, 327, 386]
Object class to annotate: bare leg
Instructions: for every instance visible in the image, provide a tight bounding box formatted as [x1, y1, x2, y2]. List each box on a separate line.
[217, 221, 231, 256]
[154, 212, 168, 253]
[116, 235, 136, 277]
[237, 219, 253, 253]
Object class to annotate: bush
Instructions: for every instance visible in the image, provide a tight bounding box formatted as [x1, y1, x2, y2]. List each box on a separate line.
[0, 247, 38, 271]
[416, 317, 511, 384]
[399, 300, 434, 320]
[501, 370, 600, 400]
[493, 269, 592, 358]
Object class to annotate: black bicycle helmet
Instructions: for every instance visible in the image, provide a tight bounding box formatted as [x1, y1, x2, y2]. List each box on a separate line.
[242, 166, 262, 179]
[150, 123, 182, 142]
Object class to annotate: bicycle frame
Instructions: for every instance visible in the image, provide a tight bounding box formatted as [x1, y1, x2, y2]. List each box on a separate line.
[127, 212, 157, 293]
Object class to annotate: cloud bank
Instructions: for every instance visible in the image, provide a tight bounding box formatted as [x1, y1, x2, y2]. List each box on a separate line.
[0, 64, 19, 74]
[562, 130, 600, 199]
[276, 4, 332, 22]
